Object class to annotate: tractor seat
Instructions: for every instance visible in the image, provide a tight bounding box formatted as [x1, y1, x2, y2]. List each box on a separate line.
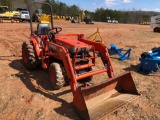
[37, 23, 50, 35]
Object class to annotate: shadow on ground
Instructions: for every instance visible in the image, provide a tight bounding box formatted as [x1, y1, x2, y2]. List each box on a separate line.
[9, 59, 80, 120]
[123, 64, 139, 72]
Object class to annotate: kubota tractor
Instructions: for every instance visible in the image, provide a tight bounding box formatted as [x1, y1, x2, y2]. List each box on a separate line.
[22, 1, 140, 120]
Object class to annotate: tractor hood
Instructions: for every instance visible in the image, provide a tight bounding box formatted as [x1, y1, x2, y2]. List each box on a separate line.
[55, 36, 91, 54]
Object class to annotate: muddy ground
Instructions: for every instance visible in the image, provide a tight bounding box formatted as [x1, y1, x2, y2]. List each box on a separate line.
[0, 20, 160, 120]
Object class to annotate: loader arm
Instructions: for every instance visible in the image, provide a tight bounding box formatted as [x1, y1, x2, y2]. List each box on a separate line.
[47, 41, 78, 92]
[54, 33, 114, 78]
[46, 34, 113, 92]
[79, 37, 115, 78]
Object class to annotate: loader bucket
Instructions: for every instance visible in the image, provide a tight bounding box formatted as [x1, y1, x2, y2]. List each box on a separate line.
[73, 72, 140, 120]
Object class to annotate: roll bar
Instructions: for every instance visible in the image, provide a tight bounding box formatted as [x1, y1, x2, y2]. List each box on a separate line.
[28, 1, 54, 35]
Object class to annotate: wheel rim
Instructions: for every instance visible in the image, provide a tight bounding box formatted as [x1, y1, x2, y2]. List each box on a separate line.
[22, 48, 28, 63]
[50, 68, 55, 84]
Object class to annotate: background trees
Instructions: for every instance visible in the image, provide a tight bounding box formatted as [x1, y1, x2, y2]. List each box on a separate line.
[0, 0, 159, 24]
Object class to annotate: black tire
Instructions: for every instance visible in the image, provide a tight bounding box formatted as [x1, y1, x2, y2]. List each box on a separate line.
[49, 63, 65, 90]
[152, 47, 157, 52]
[141, 52, 148, 58]
[22, 42, 39, 70]
[154, 27, 159, 32]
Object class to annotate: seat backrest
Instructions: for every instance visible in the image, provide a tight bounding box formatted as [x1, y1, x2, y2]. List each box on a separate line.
[37, 23, 50, 35]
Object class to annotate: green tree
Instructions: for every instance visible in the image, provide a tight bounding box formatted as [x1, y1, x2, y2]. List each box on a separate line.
[68, 4, 80, 16]
[41, 0, 51, 14]
[0, 0, 12, 10]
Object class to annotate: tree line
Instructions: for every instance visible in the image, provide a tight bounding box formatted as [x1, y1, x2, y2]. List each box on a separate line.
[0, 0, 159, 24]
[94, 8, 158, 23]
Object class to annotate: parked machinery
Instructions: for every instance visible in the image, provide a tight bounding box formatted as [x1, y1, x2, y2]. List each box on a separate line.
[85, 28, 105, 44]
[71, 15, 80, 23]
[139, 22, 150, 25]
[32, 9, 50, 23]
[150, 15, 160, 32]
[22, 1, 140, 119]
[0, 6, 19, 23]
[12, 10, 30, 22]
[109, 44, 131, 61]
[138, 47, 160, 74]
[82, 10, 94, 24]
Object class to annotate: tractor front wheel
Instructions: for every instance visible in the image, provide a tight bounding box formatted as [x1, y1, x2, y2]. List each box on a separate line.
[49, 63, 64, 90]
[22, 42, 39, 70]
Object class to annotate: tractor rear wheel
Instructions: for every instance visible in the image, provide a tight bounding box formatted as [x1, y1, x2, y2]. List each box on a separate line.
[49, 63, 64, 90]
[22, 42, 39, 70]
[154, 27, 159, 32]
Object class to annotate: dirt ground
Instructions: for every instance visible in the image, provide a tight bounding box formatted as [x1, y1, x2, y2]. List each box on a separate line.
[0, 20, 160, 120]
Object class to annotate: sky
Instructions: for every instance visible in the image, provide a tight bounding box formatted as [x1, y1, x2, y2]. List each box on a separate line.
[58, 0, 160, 12]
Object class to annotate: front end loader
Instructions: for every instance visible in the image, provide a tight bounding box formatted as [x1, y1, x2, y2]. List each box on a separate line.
[22, 1, 140, 119]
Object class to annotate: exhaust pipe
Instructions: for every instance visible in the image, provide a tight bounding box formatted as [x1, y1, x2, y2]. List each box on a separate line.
[73, 72, 140, 120]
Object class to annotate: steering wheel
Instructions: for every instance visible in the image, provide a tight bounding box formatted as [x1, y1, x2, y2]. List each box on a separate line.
[54, 27, 62, 34]
[48, 27, 62, 42]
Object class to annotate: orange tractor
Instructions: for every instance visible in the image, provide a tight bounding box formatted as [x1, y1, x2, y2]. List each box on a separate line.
[22, 1, 139, 119]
